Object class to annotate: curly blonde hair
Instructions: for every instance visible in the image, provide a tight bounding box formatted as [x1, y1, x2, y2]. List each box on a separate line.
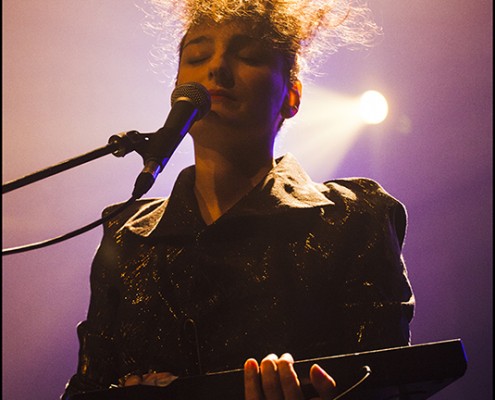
[140, 0, 381, 82]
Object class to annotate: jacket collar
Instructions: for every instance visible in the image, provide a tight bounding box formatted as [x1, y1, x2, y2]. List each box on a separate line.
[123, 153, 334, 238]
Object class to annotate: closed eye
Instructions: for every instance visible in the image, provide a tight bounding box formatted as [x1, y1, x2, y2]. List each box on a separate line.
[185, 56, 210, 65]
[236, 53, 265, 65]
[234, 42, 271, 66]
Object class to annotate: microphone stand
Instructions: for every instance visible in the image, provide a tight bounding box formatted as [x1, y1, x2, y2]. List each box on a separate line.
[2, 130, 152, 194]
[2, 130, 154, 256]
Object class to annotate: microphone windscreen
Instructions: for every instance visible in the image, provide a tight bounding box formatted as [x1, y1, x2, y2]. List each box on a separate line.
[170, 82, 211, 120]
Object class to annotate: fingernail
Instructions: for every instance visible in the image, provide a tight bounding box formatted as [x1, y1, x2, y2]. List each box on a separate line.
[244, 358, 259, 373]
[311, 364, 336, 387]
[310, 364, 327, 379]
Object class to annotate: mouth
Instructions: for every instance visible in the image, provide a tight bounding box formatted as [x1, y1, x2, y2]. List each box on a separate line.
[208, 89, 236, 101]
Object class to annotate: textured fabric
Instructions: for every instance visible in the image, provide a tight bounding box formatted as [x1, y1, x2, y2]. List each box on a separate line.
[62, 153, 414, 398]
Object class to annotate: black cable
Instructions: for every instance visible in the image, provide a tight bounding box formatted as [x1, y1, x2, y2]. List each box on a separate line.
[2, 196, 138, 256]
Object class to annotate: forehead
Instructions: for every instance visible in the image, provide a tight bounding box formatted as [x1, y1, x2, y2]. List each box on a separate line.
[182, 19, 271, 48]
[178, 17, 293, 80]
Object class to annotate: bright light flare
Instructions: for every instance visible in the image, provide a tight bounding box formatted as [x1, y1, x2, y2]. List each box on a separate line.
[359, 90, 389, 124]
[275, 85, 366, 179]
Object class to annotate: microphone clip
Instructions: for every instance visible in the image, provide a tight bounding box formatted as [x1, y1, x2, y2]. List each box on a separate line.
[108, 130, 154, 159]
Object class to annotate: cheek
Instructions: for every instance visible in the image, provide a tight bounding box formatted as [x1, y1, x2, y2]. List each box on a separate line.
[249, 71, 287, 113]
[176, 63, 193, 85]
[176, 56, 206, 84]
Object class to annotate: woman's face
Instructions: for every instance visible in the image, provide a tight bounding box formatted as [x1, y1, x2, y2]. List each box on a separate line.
[177, 19, 296, 145]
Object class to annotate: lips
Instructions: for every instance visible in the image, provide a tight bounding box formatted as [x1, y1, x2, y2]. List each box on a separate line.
[208, 89, 236, 101]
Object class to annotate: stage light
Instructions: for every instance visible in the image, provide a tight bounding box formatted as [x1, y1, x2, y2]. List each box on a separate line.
[275, 85, 366, 180]
[359, 90, 389, 124]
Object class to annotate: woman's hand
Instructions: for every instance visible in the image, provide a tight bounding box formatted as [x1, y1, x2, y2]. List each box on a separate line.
[121, 371, 177, 387]
[244, 353, 336, 400]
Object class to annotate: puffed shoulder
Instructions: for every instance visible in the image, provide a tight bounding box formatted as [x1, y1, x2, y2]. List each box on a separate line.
[324, 178, 404, 205]
[323, 177, 403, 206]
[100, 198, 167, 233]
[323, 177, 408, 245]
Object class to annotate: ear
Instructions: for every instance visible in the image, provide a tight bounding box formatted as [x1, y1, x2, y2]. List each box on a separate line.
[281, 80, 302, 119]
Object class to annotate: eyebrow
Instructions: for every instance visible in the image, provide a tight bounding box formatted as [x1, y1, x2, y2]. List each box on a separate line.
[182, 35, 212, 50]
[182, 34, 262, 52]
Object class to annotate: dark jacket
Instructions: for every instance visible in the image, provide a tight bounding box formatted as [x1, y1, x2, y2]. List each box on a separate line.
[62, 153, 414, 397]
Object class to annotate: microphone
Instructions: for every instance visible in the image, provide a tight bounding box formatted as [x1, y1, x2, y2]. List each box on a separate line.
[132, 82, 211, 198]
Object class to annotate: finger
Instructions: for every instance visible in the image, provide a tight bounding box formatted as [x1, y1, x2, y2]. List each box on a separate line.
[260, 354, 284, 400]
[141, 372, 178, 387]
[276, 353, 304, 400]
[264, 353, 279, 362]
[154, 372, 178, 387]
[244, 358, 264, 400]
[123, 374, 142, 387]
[309, 364, 336, 400]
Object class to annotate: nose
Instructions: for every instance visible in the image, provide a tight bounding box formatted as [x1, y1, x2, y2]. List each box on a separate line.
[208, 52, 234, 88]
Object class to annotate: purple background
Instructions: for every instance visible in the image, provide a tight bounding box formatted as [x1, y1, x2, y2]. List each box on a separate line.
[3, 1, 492, 399]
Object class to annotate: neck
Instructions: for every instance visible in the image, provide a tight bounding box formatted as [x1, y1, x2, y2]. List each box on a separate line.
[192, 143, 275, 225]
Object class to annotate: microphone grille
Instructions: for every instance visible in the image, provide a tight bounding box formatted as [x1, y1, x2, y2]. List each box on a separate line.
[171, 82, 211, 120]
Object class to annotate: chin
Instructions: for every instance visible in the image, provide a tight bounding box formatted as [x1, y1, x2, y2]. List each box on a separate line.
[200, 110, 240, 128]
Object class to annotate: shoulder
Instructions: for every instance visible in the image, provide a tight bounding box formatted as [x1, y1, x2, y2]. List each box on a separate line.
[100, 197, 168, 234]
[322, 177, 407, 243]
[91, 198, 168, 269]
[323, 177, 405, 210]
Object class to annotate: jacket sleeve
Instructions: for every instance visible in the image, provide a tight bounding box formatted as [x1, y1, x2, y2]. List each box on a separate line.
[61, 198, 167, 399]
[61, 206, 124, 399]
[326, 178, 415, 353]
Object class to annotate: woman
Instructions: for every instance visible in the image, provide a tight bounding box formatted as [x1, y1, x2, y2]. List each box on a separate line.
[62, 2, 414, 399]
